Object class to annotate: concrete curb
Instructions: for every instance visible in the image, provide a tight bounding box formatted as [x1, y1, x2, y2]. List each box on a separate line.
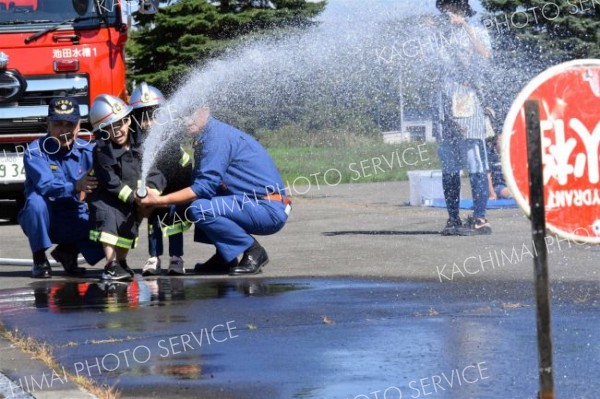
[0, 334, 97, 399]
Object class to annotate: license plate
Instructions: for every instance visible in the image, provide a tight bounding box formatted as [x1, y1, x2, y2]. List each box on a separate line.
[0, 154, 26, 183]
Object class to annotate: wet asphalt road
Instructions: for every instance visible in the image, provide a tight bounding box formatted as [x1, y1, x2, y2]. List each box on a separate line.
[0, 181, 598, 399]
[0, 276, 598, 399]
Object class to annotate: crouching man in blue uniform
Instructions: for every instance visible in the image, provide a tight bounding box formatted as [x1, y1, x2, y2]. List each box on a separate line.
[18, 97, 104, 278]
[136, 108, 291, 275]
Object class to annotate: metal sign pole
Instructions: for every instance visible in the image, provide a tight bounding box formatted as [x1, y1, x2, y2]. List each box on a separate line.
[524, 99, 555, 399]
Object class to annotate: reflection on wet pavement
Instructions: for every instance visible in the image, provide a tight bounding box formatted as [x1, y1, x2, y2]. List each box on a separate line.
[25, 278, 307, 313]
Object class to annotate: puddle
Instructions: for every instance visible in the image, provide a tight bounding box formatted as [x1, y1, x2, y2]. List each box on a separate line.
[19, 278, 308, 313]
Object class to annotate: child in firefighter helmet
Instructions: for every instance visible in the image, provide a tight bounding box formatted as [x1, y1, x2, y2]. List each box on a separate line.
[129, 82, 165, 132]
[129, 82, 193, 276]
[88, 94, 163, 281]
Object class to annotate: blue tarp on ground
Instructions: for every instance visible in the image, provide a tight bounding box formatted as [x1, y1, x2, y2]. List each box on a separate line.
[428, 198, 518, 209]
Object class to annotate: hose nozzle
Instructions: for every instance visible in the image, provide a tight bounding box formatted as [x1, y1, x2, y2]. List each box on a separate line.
[136, 186, 147, 199]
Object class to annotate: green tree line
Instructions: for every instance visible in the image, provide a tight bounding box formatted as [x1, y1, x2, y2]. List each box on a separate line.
[127, 0, 326, 93]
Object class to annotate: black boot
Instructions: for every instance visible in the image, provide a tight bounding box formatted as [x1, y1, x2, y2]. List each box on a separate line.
[229, 241, 269, 276]
[32, 260, 52, 279]
[194, 253, 238, 275]
[51, 245, 86, 276]
[32, 250, 51, 279]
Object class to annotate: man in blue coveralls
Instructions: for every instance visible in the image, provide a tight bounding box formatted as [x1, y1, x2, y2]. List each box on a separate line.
[18, 97, 104, 278]
[136, 108, 291, 276]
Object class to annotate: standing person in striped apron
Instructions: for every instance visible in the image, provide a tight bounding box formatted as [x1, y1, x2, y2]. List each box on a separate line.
[435, 0, 494, 236]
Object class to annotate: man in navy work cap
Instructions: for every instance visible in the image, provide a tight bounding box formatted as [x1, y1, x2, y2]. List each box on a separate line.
[136, 108, 291, 276]
[18, 97, 104, 278]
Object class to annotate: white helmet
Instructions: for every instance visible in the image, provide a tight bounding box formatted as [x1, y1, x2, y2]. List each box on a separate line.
[129, 82, 165, 110]
[90, 94, 133, 132]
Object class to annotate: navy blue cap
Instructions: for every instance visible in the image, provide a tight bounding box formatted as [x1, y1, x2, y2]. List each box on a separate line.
[48, 97, 81, 123]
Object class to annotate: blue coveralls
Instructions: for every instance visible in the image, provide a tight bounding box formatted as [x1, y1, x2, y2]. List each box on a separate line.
[18, 136, 104, 264]
[186, 118, 290, 263]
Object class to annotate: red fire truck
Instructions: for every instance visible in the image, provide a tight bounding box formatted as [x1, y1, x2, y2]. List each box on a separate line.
[0, 0, 157, 211]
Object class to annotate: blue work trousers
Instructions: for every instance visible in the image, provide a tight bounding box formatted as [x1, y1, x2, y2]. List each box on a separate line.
[187, 195, 288, 263]
[18, 192, 104, 265]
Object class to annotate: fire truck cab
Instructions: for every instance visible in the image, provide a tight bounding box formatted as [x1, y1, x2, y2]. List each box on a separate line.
[0, 0, 157, 210]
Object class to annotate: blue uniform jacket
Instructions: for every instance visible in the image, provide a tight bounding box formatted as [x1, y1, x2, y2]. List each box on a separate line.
[190, 117, 286, 200]
[23, 136, 93, 212]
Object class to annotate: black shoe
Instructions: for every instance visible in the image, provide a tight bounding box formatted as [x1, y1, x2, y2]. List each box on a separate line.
[32, 260, 52, 279]
[194, 253, 238, 275]
[50, 246, 86, 276]
[101, 261, 132, 281]
[119, 260, 135, 278]
[229, 241, 269, 276]
[441, 218, 462, 236]
[456, 215, 492, 236]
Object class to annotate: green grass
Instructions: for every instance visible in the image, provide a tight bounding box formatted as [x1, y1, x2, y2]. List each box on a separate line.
[268, 142, 440, 187]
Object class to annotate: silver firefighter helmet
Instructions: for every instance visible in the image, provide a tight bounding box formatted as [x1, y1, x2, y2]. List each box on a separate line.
[129, 82, 165, 110]
[90, 94, 133, 132]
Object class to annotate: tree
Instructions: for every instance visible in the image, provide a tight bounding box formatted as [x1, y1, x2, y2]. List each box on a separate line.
[126, 0, 326, 93]
[481, 0, 600, 63]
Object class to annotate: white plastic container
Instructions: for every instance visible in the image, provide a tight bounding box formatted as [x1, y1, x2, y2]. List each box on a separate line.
[407, 170, 457, 206]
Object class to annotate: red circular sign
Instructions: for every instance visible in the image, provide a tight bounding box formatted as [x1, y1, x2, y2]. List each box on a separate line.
[503, 59, 600, 244]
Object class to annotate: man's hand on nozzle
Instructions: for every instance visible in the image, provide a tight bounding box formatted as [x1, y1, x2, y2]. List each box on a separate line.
[76, 175, 98, 194]
[135, 186, 161, 207]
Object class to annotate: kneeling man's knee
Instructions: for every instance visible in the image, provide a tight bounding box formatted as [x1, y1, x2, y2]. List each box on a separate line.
[25, 193, 48, 213]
